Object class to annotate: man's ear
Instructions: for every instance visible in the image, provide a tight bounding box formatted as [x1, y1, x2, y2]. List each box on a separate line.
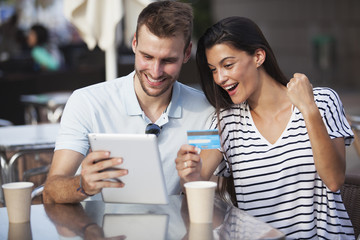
[132, 33, 137, 54]
[183, 42, 192, 64]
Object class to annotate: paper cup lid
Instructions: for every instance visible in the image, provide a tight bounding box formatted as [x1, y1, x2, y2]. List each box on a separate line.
[2, 182, 34, 189]
[184, 181, 217, 189]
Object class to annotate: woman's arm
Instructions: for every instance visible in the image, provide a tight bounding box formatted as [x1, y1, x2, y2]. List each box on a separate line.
[200, 148, 224, 180]
[301, 106, 346, 192]
[287, 73, 346, 192]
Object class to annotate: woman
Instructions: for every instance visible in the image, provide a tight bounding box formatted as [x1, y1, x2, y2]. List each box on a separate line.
[176, 16, 355, 239]
[27, 24, 63, 71]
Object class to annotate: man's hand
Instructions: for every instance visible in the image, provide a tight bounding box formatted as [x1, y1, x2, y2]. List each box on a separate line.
[80, 151, 128, 196]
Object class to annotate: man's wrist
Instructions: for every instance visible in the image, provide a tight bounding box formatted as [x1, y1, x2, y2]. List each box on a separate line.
[76, 177, 94, 197]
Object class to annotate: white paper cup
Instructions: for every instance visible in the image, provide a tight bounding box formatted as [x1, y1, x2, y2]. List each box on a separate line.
[184, 181, 217, 223]
[2, 182, 34, 223]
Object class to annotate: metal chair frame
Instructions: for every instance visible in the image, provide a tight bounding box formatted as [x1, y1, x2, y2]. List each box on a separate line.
[341, 173, 360, 239]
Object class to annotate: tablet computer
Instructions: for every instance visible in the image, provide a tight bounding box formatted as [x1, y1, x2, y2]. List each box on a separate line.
[88, 133, 169, 204]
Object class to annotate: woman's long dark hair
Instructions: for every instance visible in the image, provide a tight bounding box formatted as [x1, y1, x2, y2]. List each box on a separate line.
[196, 16, 288, 206]
[30, 24, 49, 46]
[196, 16, 288, 110]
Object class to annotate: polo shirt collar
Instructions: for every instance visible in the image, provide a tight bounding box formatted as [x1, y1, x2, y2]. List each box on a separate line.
[123, 71, 182, 119]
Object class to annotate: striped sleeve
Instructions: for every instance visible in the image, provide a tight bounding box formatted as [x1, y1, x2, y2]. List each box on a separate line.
[313, 88, 354, 146]
[211, 108, 237, 178]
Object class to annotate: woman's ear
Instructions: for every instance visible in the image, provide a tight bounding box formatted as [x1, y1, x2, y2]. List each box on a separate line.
[255, 48, 266, 67]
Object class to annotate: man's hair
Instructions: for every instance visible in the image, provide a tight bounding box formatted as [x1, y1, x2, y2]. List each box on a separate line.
[136, 1, 193, 52]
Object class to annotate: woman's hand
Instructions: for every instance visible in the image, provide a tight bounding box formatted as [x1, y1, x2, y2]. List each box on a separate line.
[175, 144, 203, 184]
[286, 73, 317, 115]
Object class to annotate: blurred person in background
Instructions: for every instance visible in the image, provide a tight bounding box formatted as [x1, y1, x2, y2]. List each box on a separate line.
[0, 13, 26, 60]
[27, 24, 64, 71]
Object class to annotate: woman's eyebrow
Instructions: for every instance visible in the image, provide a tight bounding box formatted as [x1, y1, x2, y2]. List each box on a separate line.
[208, 56, 236, 66]
[219, 56, 236, 64]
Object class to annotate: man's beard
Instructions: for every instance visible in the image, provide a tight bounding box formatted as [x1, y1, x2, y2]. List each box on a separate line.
[135, 68, 177, 98]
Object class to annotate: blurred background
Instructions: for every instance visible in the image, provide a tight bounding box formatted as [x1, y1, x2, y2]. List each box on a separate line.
[0, 0, 359, 125]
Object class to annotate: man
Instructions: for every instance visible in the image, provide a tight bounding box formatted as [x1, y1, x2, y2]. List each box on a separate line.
[43, 1, 214, 203]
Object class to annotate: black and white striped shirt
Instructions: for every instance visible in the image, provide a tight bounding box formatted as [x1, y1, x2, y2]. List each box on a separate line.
[213, 87, 355, 239]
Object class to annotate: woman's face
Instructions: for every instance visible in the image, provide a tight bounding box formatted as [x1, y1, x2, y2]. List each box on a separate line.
[206, 43, 261, 104]
[27, 30, 37, 47]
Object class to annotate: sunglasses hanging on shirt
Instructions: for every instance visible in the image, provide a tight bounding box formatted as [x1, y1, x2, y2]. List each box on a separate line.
[145, 123, 161, 137]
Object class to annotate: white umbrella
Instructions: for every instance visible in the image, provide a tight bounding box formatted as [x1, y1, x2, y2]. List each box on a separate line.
[63, 0, 154, 81]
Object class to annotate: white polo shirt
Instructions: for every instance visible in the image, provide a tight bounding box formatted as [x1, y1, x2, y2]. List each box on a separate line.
[55, 71, 215, 195]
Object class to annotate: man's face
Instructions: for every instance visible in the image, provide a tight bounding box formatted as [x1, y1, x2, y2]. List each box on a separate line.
[132, 25, 191, 98]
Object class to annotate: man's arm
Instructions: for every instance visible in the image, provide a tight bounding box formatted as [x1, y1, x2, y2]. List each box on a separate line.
[43, 149, 128, 203]
[43, 149, 87, 203]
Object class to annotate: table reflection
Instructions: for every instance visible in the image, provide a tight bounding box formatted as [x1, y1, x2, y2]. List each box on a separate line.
[42, 196, 284, 240]
[44, 203, 114, 240]
[8, 222, 32, 240]
[217, 206, 285, 240]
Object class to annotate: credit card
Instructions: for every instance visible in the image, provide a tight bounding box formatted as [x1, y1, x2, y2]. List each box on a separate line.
[187, 130, 220, 149]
